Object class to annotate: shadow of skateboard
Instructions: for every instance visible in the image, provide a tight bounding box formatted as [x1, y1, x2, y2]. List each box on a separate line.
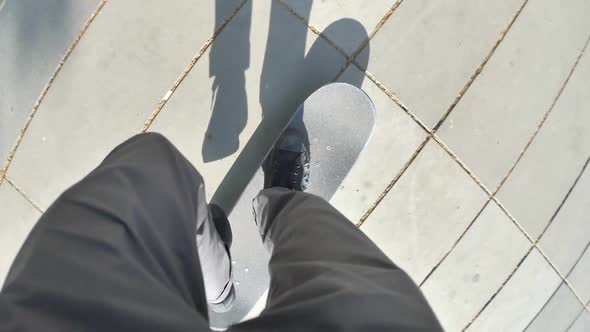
[209, 83, 375, 329]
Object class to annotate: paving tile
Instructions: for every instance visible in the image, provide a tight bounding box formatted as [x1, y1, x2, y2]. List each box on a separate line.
[421, 201, 530, 331]
[360, 140, 488, 283]
[567, 246, 590, 304]
[538, 165, 590, 276]
[569, 310, 590, 332]
[0, 182, 42, 286]
[496, 48, 590, 239]
[358, 0, 523, 128]
[438, 0, 590, 192]
[467, 249, 562, 332]
[149, 0, 347, 199]
[281, 0, 393, 55]
[5, 0, 244, 209]
[525, 283, 583, 332]
[330, 65, 426, 223]
[0, 0, 98, 163]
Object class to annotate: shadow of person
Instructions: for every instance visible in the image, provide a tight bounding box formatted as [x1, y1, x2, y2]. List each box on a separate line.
[1, 0, 71, 159]
[210, 1, 371, 212]
[202, 0, 252, 163]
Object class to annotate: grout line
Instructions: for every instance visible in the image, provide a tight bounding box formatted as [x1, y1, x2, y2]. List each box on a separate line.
[535, 246, 590, 313]
[565, 242, 590, 289]
[458, 34, 590, 319]
[335, 0, 405, 78]
[351, 0, 404, 61]
[140, 0, 249, 132]
[565, 307, 587, 332]
[536, 157, 590, 242]
[462, 245, 535, 331]
[491, 34, 590, 197]
[356, 136, 430, 228]
[486, 35, 590, 310]
[521, 270, 565, 331]
[275, 0, 349, 60]
[528, 256, 590, 326]
[418, 197, 494, 287]
[278, 0, 405, 80]
[0, 0, 108, 185]
[352, 0, 533, 232]
[494, 198, 590, 314]
[431, 0, 530, 133]
[492, 198, 535, 242]
[431, 135, 493, 196]
[361, 70, 431, 132]
[4, 177, 45, 214]
[358, 12, 590, 323]
[565, 241, 590, 280]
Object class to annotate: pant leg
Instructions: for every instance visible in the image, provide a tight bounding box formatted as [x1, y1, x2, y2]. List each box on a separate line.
[0, 133, 230, 331]
[234, 188, 442, 332]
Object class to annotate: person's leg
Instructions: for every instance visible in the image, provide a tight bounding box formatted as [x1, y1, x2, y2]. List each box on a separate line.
[233, 188, 442, 332]
[0, 133, 231, 331]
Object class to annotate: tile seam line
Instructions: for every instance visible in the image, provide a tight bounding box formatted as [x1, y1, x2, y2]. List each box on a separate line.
[431, 135, 494, 197]
[495, 198, 590, 314]
[430, 149, 590, 325]
[359, 6, 590, 303]
[349, 0, 529, 135]
[355, 136, 430, 228]
[275, 0, 350, 61]
[333, 0, 405, 78]
[4, 176, 44, 214]
[564, 243, 590, 313]
[141, 0, 249, 132]
[565, 240, 590, 291]
[418, 197, 496, 288]
[349, 0, 529, 131]
[414, 142, 542, 296]
[352, 0, 405, 59]
[358, 30, 590, 321]
[565, 308, 587, 332]
[354, 70, 496, 229]
[536, 157, 590, 253]
[360, 69, 431, 132]
[480, 34, 590, 311]
[0, 0, 108, 185]
[492, 33, 590, 196]
[520, 265, 565, 331]
[431, 0, 530, 132]
[461, 245, 536, 331]
[464, 36, 590, 314]
[355, 11, 539, 306]
[521, 278, 587, 331]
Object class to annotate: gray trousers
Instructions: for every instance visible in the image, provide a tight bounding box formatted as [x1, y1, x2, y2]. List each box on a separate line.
[0, 133, 441, 331]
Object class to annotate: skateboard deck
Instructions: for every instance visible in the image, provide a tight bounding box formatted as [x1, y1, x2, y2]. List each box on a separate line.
[209, 83, 375, 329]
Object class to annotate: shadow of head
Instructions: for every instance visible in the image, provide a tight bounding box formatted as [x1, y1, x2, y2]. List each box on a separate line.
[259, 17, 371, 134]
[321, 17, 371, 79]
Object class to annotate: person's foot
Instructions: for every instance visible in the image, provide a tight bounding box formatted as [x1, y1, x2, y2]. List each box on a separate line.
[208, 204, 235, 312]
[208, 284, 235, 313]
[210, 203, 232, 248]
[264, 129, 310, 191]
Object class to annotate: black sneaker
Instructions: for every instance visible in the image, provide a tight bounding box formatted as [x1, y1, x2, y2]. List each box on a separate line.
[208, 204, 235, 312]
[209, 203, 232, 248]
[264, 129, 310, 191]
[208, 284, 235, 313]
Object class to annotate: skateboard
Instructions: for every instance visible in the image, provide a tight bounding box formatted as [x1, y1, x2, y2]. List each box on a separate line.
[209, 83, 375, 329]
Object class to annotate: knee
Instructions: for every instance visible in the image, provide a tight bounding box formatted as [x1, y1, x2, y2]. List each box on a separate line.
[135, 132, 172, 145]
[132, 132, 177, 152]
